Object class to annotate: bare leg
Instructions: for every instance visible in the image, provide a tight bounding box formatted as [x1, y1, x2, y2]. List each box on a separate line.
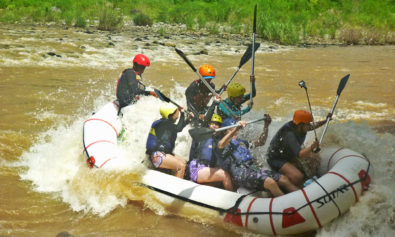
[279, 162, 304, 187]
[197, 167, 234, 191]
[159, 154, 186, 179]
[277, 175, 299, 193]
[263, 177, 284, 197]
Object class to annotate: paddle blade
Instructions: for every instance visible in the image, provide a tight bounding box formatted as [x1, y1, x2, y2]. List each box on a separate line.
[239, 43, 260, 68]
[337, 74, 350, 95]
[189, 127, 213, 141]
[154, 89, 170, 103]
[175, 48, 197, 72]
[253, 4, 257, 33]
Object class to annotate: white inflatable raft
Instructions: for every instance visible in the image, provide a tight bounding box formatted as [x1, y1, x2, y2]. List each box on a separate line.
[82, 102, 371, 235]
[83, 101, 123, 168]
[140, 147, 371, 235]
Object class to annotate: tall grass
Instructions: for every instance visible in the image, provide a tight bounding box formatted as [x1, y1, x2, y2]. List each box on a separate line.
[0, 0, 394, 44]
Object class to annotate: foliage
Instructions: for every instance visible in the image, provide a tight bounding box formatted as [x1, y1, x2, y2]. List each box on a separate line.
[0, 0, 393, 44]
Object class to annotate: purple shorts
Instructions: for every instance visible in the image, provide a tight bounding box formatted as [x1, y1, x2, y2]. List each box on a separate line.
[189, 160, 208, 182]
[150, 151, 165, 168]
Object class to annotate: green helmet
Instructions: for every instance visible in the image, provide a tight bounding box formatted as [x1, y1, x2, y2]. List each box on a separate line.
[227, 82, 246, 97]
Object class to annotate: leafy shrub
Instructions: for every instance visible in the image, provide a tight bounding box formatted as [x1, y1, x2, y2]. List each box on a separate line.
[133, 12, 152, 26]
[97, 3, 123, 31]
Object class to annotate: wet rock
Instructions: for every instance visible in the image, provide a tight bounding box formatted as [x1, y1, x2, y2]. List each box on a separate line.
[135, 38, 142, 41]
[194, 49, 208, 55]
[47, 52, 62, 57]
[164, 42, 176, 47]
[56, 231, 74, 237]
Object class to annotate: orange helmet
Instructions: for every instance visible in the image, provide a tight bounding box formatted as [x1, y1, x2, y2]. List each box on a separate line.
[293, 110, 313, 125]
[199, 64, 215, 79]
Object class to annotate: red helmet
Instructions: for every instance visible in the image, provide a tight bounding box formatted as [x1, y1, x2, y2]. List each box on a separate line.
[133, 54, 150, 67]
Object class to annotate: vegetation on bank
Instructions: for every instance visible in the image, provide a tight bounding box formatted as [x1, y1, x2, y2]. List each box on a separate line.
[0, 0, 394, 45]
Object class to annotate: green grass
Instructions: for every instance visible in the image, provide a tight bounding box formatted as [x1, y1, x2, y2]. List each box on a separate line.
[0, 0, 394, 45]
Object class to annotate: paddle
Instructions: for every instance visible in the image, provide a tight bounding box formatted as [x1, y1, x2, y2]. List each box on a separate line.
[219, 43, 260, 95]
[175, 47, 237, 118]
[298, 80, 320, 152]
[189, 116, 267, 141]
[319, 74, 350, 144]
[250, 4, 258, 104]
[154, 89, 182, 108]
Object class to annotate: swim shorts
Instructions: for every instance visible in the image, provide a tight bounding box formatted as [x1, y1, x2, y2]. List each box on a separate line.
[231, 164, 281, 190]
[267, 157, 287, 172]
[150, 151, 165, 168]
[189, 160, 208, 182]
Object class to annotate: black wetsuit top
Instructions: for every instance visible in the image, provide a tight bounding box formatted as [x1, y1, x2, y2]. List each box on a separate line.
[116, 68, 150, 109]
[267, 121, 307, 162]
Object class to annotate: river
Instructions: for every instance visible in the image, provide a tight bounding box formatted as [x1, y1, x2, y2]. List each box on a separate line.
[0, 24, 394, 236]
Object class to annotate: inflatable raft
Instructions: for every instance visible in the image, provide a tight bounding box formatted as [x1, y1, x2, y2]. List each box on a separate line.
[83, 101, 123, 168]
[82, 102, 371, 235]
[140, 147, 371, 235]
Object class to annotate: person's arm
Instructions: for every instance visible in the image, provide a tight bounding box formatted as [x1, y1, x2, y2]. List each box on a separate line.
[202, 97, 220, 127]
[252, 114, 271, 147]
[217, 121, 246, 149]
[298, 140, 319, 158]
[175, 110, 189, 132]
[242, 75, 256, 103]
[310, 113, 333, 130]
[218, 99, 238, 119]
[239, 105, 252, 116]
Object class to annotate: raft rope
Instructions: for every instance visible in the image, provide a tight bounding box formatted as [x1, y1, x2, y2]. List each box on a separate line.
[140, 156, 371, 217]
[312, 177, 342, 217]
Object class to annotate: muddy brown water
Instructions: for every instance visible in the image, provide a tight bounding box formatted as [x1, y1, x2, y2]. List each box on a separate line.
[0, 24, 394, 236]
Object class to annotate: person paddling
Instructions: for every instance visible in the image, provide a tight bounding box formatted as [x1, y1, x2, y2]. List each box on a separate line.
[116, 54, 157, 114]
[188, 114, 233, 191]
[146, 104, 189, 178]
[185, 64, 224, 126]
[266, 110, 331, 187]
[218, 76, 256, 120]
[219, 117, 298, 197]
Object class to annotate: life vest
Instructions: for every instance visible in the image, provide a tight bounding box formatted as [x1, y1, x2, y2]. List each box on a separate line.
[228, 139, 253, 163]
[146, 119, 176, 154]
[195, 137, 217, 167]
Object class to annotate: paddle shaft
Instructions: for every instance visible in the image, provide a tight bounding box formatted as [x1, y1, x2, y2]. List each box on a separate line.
[219, 43, 260, 95]
[303, 87, 319, 141]
[213, 117, 266, 133]
[219, 67, 240, 95]
[319, 74, 349, 144]
[319, 95, 339, 144]
[250, 5, 257, 103]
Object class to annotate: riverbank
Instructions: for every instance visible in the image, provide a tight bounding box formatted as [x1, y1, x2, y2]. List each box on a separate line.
[3, 21, 389, 60]
[1, 0, 394, 45]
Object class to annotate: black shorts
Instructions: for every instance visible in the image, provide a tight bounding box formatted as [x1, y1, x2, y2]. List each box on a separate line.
[267, 157, 287, 172]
